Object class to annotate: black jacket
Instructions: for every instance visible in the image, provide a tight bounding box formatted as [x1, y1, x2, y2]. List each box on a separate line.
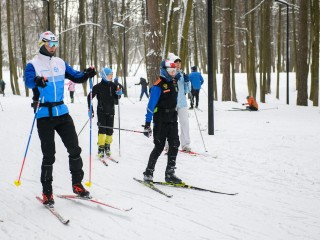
[88, 80, 119, 115]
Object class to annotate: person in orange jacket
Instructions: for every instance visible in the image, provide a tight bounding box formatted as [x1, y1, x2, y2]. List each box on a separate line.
[243, 96, 258, 111]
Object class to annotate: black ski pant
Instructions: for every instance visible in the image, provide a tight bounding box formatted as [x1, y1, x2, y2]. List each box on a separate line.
[97, 112, 114, 135]
[190, 89, 200, 108]
[146, 121, 180, 173]
[37, 114, 84, 194]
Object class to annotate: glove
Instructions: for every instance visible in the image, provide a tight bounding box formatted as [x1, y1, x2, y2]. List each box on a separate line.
[88, 109, 94, 118]
[183, 73, 189, 82]
[31, 101, 38, 113]
[143, 122, 152, 138]
[35, 76, 48, 88]
[242, 103, 245, 106]
[116, 89, 122, 96]
[84, 67, 97, 78]
[175, 72, 182, 80]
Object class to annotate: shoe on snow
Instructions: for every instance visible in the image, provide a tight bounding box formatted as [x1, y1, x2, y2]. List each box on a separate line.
[165, 171, 183, 184]
[182, 146, 192, 152]
[98, 146, 104, 158]
[143, 170, 154, 182]
[42, 193, 54, 206]
[105, 144, 111, 157]
[72, 183, 90, 197]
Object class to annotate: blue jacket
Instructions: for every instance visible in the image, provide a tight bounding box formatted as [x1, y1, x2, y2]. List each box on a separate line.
[189, 71, 204, 90]
[176, 70, 190, 109]
[24, 53, 88, 119]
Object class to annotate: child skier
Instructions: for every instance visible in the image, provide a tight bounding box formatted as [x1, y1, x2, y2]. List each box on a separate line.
[88, 67, 122, 158]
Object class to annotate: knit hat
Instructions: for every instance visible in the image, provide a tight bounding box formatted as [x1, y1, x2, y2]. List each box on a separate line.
[38, 31, 58, 48]
[100, 67, 113, 81]
[168, 52, 181, 63]
[160, 60, 176, 70]
[191, 66, 197, 72]
[114, 77, 118, 83]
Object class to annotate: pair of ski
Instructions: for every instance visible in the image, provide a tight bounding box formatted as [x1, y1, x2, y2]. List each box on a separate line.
[98, 155, 119, 166]
[179, 149, 218, 159]
[36, 194, 132, 225]
[133, 178, 238, 198]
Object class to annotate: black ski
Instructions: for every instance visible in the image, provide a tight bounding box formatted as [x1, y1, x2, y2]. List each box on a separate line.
[36, 196, 70, 224]
[152, 182, 238, 196]
[133, 178, 173, 198]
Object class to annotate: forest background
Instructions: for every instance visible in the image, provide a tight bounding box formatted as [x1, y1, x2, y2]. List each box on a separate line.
[0, 0, 318, 106]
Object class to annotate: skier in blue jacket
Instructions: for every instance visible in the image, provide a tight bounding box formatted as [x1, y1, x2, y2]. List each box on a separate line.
[24, 31, 96, 205]
[189, 66, 204, 109]
[142, 60, 183, 184]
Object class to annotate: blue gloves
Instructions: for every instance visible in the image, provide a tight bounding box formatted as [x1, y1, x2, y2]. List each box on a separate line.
[143, 122, 152, 138]
[183, 73, 189, 82]
[116, 89, 122, 96]
[88, 109, 94, 118]
[175, 72, 182, 80]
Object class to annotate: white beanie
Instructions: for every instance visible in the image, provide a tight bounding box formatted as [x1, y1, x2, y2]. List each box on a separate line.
[168, 52, 181, 62]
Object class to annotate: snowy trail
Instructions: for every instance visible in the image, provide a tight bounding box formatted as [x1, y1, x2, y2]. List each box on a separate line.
[0, 73, 320, 239]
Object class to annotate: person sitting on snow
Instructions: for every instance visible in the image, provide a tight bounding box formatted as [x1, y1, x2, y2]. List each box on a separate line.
[243, 96, 258, 111]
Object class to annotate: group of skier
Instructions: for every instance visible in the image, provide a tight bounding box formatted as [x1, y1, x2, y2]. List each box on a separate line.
[23, 30, 211, 206]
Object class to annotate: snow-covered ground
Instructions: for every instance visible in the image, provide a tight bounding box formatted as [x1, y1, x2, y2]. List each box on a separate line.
[0, 70, 319, 240]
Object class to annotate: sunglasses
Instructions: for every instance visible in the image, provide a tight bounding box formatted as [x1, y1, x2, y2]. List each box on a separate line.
[46, 41, 59, 48]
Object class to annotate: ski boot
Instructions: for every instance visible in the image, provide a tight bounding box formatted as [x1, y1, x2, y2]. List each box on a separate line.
[42, 192, 54, 206]
[72, 183, 90, 198]
[165, 168, 183, 184]
[105, 144, 111, 157]
[143, 169, 154, 182]
[98, 146, 104, 159]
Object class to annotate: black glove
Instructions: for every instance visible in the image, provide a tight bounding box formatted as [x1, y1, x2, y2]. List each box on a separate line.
[84, 67, 97, 78]
[143, 122, 152, 138]
[242, 103, 245, 106]
[31, 101, 38, 113]
[183, 73, 189, 82]
[35, 76, 48, 88]
[175, 72, 182, 80]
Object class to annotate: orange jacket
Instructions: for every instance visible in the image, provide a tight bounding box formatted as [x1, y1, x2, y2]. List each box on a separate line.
[247, 97, 258, 109]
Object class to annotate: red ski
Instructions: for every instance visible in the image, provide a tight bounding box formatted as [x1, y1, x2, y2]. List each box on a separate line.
[56, 194, 132, 212]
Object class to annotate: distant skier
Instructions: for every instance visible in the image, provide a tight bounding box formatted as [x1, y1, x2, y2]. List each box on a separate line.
[135, 77, 149, 101]
[65, 80, 76, 103]
[243, 96, 258, 111]
[0, 79, 6, 96]
[189, 66, 204, 109]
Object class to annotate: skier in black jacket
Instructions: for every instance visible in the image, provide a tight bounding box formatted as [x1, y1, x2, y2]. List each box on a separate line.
[88, 67, 122, 158]
[142, 60, 182, 184]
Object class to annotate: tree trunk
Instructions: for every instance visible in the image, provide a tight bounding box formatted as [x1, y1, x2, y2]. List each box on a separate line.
[221, 0, 231, 101]
[296, 0, 309, 106]
[79, 0, 87, 96]
[145, 0, 162, 86]
[310, 0, 319, 106]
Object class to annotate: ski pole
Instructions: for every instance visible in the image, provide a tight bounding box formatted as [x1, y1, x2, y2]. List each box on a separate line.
[190, 92, 208, 152]
[117, 87, 121, 157]
[98, 124, 148, 134]
[14, 98, 41, 186]
[85, 77, 93, 187]
[77, 118, 89, 137]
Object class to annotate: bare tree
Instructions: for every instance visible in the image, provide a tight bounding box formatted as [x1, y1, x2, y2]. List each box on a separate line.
[310, 0, 319, 106]
[145, 0, 162, 85]
[6, 0, 20, 95]
[296, 0, 309, 106]
[221, 0, 231, 101]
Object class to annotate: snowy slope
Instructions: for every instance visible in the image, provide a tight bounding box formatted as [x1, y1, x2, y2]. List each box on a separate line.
[0, 72, 319, 240]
